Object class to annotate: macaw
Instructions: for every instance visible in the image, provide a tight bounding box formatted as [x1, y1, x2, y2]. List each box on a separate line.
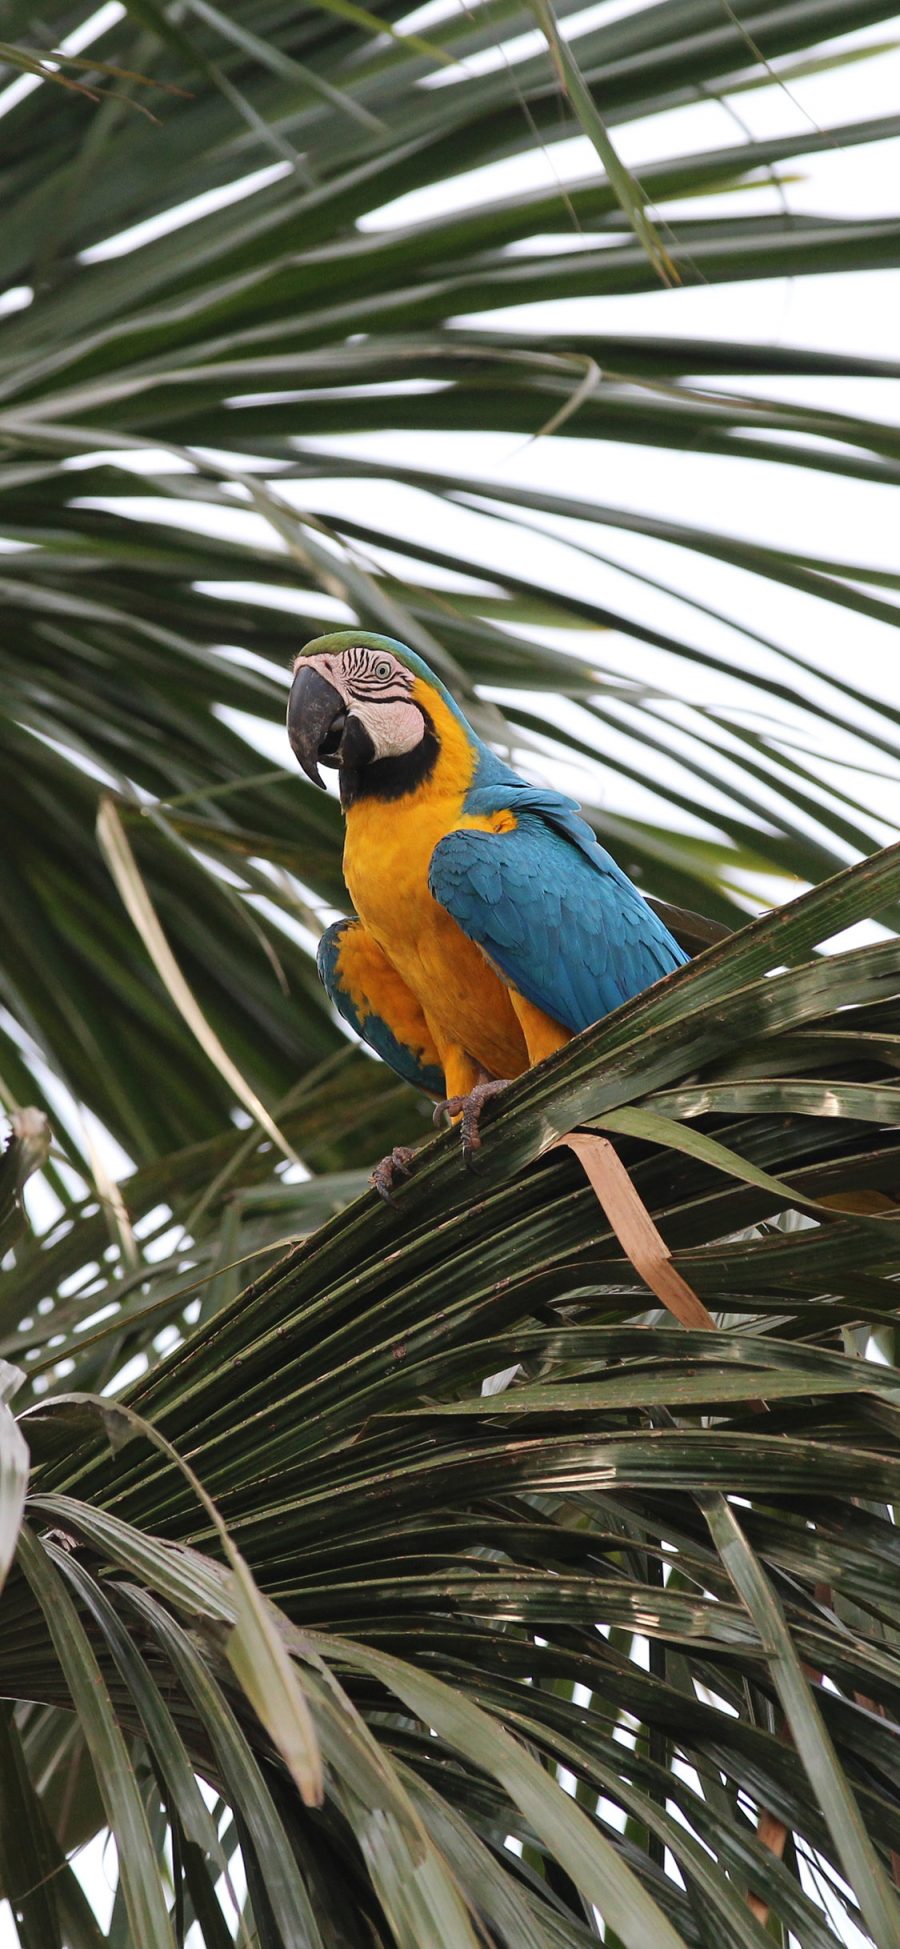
[287, 630, 688, 1195]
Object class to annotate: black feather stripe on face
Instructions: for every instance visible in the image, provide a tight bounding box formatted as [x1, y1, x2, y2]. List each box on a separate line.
[351, 684, 411, 702]
[342, 645, 412, 705]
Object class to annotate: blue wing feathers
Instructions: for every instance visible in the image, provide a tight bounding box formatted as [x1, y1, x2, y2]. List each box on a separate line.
[317, 921, 444, 1095]
[429, 792, 687, 1036]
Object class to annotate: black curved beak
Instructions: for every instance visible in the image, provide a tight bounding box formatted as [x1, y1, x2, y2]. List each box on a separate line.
[287, 664, 347, 790]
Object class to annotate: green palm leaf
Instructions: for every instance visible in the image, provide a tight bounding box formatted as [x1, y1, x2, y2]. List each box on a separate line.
[0, 845, 899, 1944]
[2, 5, 900, 1944]
[2, 0, 899, 1159]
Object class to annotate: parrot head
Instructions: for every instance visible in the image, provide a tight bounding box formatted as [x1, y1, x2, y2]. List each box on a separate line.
[287, 630, 463, 801]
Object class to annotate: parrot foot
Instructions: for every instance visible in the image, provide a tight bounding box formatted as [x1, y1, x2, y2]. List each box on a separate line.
[370, 1144, 418, 1205]
[434, 1078, 510, 1161]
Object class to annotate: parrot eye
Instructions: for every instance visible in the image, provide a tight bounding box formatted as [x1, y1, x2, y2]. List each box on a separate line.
[374, 658, 393, 680]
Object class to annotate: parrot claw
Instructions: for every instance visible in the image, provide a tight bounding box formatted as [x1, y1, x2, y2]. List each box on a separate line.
[434, 1078, 510, 1162]
[370, 1144, 418, 1205]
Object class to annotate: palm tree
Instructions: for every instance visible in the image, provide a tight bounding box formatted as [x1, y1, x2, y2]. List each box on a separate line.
[1, 4, 900, 1944]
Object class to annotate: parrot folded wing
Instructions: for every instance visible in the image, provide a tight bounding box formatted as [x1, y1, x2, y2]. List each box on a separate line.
[317, 919, 444, 1095]
[429, 805, 688, 1036]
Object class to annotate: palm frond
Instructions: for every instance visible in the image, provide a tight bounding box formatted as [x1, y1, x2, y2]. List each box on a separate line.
[3, 8, 900, 1943]
[1, 846, 900, 1944]
[1, 0, 899, 1157]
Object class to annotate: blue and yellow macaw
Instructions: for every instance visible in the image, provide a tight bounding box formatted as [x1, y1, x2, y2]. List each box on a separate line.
[287, 630, 688, 1194]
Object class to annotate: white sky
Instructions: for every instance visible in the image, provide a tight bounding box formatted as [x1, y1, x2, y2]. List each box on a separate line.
[54, 21, 900, 861]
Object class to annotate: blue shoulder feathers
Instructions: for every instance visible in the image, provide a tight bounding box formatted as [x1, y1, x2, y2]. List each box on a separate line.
[429, 771, 688, 1035]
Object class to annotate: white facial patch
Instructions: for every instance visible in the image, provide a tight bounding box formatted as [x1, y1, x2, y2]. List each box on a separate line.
[299, 646, 426, 763]
[350, 693, 425, 760]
